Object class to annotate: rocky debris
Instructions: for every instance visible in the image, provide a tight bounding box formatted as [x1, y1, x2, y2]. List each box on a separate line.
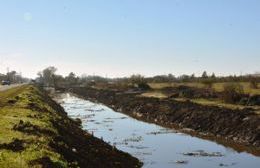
[123, 136, 143, 143]
[146, 129, 176, 135]
[182, 150, 224, 157]
[219, 162, 237, 167]
[175, 160, 188, 164]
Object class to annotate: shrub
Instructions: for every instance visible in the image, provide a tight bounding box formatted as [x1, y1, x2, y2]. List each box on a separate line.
[137, 82, 151, 90]
[222, 83, 244, 103]
[249, 77, 258, 89]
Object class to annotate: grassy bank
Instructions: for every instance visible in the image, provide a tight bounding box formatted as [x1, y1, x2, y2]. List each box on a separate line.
[0, 85, 142, 168]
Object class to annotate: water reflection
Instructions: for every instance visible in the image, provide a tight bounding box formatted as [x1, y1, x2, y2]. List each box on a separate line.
[56, 93, 260, 168]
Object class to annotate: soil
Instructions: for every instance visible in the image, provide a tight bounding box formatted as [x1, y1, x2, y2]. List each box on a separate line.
[69, 87, 260, 150]
[0, 138, 25, 152]
[38, 87, 143, 168]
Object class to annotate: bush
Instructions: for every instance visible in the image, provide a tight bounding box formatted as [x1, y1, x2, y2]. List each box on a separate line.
[137, 82, 151, 90]
[249, 77, 258, 89]
[178, 85, 194, 98]
[222, 83, 244, 104]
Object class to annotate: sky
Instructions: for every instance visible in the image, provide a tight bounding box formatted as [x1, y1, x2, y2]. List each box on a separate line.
[0, 0, 259, 78]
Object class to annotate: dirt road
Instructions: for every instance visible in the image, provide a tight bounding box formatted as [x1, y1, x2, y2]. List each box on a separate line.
[0, 84, 25, 92]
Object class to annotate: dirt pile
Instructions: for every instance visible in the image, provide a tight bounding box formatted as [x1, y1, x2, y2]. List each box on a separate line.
[71, 87, 260, 149]
[162, 85, 260, 105]
[39, 87, 143, 168]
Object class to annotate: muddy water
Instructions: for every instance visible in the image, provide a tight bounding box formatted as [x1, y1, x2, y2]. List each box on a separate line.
[56, 93, 260, 168]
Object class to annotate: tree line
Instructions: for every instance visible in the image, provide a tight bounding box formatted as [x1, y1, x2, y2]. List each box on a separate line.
[36, 66, 260, 89]
[0, 70, 28, 84]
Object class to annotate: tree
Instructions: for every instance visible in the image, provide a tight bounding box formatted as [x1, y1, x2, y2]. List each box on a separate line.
[38, 66, 57, 87]
[53, 74, 65, 88]
[179, 74, 190, 82]
[129, 74, 145, 85]
[7, 71, 17, 83]
[191, 73, 195, 78]
[211, 73, 216, 78]
[65, 72, 78, 86]
[202, 71, 208, 78]
[129, 74, 150, 90]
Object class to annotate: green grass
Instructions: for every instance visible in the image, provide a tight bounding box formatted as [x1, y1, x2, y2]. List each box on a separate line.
[0, 85, 28, 106]
[0, 85, 67, 168]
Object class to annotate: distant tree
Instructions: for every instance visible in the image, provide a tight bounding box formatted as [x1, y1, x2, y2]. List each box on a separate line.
[53, 74, 65, 88]
[7, 71, 17, 83]
[129, 74, 151, 90]
[38, 66, 57, 87]
[179, 74, 190, 82]
[211, 73, 216, 78]
[129, 74, 145, 85]
[65, 72, 78, 86]
[191, 73, 195, 78]
[202, 71, 208, 78]
[167, 73, 176, 82]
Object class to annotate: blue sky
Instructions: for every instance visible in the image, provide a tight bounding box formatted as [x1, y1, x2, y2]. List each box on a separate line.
[0, 0, 259, 78]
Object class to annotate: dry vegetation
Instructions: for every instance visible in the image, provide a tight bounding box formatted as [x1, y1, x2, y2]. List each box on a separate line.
[149, 82, 260, 95]
[145, 82, 260, 111]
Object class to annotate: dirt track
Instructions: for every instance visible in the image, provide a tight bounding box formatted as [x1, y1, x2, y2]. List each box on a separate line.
[0, 84, 24, 92]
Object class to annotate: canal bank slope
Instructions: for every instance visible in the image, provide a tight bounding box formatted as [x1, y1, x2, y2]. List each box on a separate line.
[0, 85, 142, 168]
[70, 87, 260, 150]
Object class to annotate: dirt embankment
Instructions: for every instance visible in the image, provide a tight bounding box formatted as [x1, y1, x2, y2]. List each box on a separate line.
[0, 85, 142, 168]
[70, 87, 260, 149]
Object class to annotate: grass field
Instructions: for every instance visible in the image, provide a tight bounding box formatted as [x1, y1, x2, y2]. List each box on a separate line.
[149, 82, 260, 95]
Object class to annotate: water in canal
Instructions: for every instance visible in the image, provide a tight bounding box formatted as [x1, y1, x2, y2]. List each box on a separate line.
[55, 93, 260, 168]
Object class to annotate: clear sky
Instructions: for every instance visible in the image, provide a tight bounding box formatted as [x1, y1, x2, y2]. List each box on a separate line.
[0, 0, 259, 78]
